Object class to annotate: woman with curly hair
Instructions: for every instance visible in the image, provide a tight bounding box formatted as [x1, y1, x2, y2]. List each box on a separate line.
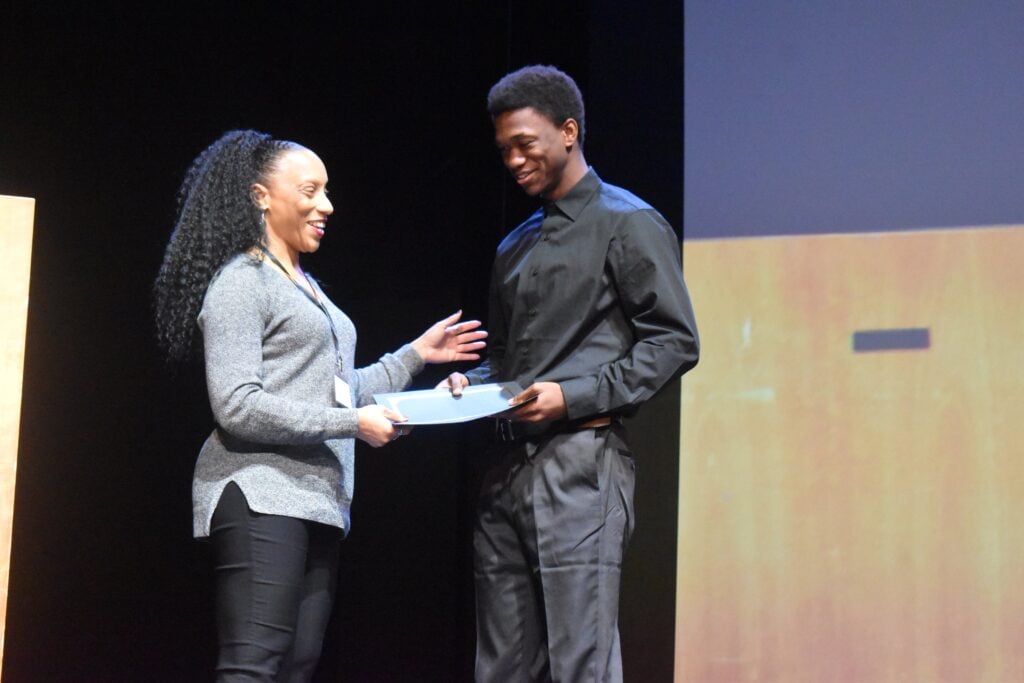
[154, 129, 485, 681]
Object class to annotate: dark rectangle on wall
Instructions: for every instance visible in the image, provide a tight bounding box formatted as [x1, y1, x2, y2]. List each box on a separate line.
[852, 327, 931, 352]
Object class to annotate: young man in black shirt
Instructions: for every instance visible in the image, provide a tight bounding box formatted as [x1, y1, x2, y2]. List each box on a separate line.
[443, 65, 699, 682]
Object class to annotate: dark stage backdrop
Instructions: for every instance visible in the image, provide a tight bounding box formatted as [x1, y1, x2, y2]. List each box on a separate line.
[0, 2, 682, 681]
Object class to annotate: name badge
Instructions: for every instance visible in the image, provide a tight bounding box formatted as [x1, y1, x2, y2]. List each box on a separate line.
[334, 372, 353, 408]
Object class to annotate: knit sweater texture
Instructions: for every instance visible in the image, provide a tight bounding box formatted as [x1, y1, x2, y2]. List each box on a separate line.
[192, 253, 423, 537]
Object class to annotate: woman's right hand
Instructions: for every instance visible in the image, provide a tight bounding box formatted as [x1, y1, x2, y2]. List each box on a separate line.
[356, 405, 408, 447]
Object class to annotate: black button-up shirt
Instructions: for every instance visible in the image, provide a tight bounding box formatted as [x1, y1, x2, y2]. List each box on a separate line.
[467, 169, 699, 420]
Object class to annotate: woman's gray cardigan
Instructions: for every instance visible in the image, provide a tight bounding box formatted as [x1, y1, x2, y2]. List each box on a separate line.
[192, 253, 423, 537]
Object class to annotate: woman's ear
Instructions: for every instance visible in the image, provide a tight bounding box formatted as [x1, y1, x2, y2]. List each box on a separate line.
[250, 183, 269, 211]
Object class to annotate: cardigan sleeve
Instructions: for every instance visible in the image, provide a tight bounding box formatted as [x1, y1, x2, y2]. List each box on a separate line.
[353, 344, 425, 407]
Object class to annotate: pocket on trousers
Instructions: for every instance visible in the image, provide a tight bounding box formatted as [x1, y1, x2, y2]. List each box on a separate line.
[598, 443, 636, 552]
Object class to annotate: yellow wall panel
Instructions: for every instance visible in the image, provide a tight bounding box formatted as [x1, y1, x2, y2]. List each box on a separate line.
[677, 227, 1024, 682]
[0, 195, 34, 678]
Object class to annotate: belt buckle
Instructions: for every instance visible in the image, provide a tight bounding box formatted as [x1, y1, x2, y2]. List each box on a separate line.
[496, 418, 516, 442]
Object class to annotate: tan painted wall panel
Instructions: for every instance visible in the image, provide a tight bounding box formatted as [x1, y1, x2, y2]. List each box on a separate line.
[0, 195, 34, 677]
[677, 227, 1024, 682]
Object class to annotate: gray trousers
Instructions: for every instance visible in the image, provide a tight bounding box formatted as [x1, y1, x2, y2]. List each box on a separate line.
[474, 424, 636, 682]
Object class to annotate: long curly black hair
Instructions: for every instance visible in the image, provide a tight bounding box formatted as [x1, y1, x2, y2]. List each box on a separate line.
[153, 129, 297, 362]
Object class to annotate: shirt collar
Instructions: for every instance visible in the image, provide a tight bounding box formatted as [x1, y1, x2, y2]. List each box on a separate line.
[545, 167, 601, 222]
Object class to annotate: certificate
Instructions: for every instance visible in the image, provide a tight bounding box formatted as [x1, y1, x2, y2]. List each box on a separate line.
[373, 382, 527, 425]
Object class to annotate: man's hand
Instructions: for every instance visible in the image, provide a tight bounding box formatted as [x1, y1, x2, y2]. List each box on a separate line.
[501, 382, 567, 423]
[436, 372, 470, 397]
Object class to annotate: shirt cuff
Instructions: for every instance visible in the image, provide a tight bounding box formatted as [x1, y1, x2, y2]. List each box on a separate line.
[557, 375, 599, 421]
[463, 366, 490, 386]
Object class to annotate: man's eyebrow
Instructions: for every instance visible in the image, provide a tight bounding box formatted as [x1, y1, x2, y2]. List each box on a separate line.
[499, 132, 536, 144]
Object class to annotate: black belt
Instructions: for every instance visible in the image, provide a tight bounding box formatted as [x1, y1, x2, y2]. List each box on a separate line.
[495, 415, 616, 443]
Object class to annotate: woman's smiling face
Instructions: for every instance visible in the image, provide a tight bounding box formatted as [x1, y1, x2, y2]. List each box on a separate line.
[255, 146, 333, 262]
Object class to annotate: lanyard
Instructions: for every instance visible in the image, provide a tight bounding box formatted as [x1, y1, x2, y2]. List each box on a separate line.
[259, 246, 343, 371]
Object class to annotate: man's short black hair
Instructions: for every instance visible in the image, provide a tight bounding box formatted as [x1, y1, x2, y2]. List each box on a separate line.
[487, 65, 586, 146]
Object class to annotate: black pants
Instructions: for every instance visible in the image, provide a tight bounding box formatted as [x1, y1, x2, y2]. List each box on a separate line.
[474, 425, 636, 682]
[210, 482, 341, 683]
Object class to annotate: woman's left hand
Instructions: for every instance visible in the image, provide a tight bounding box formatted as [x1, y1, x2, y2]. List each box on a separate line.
[412, 311, 487, 364]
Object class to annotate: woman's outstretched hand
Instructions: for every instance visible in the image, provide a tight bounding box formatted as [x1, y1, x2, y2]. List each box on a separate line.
[412, 311, 487, 364]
